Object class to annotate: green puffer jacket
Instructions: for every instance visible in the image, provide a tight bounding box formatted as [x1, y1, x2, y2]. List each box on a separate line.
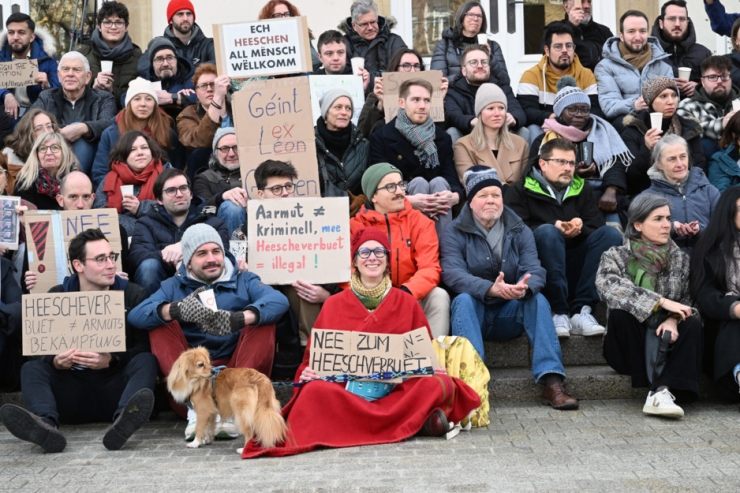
[77, 41, 143, 110]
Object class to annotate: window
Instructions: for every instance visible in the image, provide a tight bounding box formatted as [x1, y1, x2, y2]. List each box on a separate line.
[411, 0, 466, 57]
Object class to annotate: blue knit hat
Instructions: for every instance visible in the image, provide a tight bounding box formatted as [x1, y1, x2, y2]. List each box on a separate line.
[463, 165, 502, 203]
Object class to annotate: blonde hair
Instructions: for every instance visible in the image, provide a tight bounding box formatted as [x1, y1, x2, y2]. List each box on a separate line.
[15, 132, 79, 191]
[470, 106, 514, 152]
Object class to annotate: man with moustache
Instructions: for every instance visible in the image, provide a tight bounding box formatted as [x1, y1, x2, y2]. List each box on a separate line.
[678, 56, 740, 160]
[505, 138, 622, 337]
[561, 0, 613, 71]
[595, 10, 673, 126]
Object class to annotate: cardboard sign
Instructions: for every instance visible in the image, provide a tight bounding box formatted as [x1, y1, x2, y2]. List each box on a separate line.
[24, 209, 123, 293]
[0, 196, 21, 249]
[0, 59, 38, 89]
[22, 291, 126, 356]
[308, 74, 365, 125]
[213, 17, 312, 79]
[309, 328, 437, 378]
[247, 196, 350, 284]
[383, 70, 445, 123]
[233, 76, 320, 200]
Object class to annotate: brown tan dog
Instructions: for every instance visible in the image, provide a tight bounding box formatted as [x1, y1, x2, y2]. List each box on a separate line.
[167, 347, 286, 453]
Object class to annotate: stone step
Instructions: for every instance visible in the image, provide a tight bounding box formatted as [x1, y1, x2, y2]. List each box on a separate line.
[484, 334, 606, 368]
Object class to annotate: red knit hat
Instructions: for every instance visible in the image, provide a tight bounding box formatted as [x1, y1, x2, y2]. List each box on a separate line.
[167, 0, 195, 22]
[351, 228, 390, 260]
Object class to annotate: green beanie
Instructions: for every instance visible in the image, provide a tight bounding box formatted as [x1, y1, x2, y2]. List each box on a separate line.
[361, 162, 402, 198]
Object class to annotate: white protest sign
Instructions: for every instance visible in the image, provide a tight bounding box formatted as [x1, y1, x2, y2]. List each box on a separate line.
[308, 74, 365, 125]
[383, 70, 445, 123]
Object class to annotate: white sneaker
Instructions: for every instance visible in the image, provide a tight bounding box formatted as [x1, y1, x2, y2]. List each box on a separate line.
[215, 417, 240, 439]
[185, 418, 197, 441]
[643, 389, 684, 419]
[570, 306, 605, 336]
[553, 314, 571, 338]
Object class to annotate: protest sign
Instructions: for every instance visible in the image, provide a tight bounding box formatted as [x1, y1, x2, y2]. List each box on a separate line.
[24, 209, 123, 292]
[247, 196, 350, 284]
[0, 196, 21, 249]
[233, 76, 320, 200]
[0, 59, 38, 89]
[309, 328, 436, 378]
[22, 291, 126, 356]
[308, 74, 365, 125]
[213, 17, 312, 79]
[383, 70, 445, 123]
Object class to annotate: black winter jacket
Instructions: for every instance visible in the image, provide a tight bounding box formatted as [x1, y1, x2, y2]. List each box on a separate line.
[650, 18, 711, 84]
[562, 15, 613, 72]
[340, 16, 407, 75]
[444, 74, 525, 134]
[31, 87, 116, 141]
[315, 122, 369, 196]
[137, 24, 215, 75]
[430, 28, 510, 84]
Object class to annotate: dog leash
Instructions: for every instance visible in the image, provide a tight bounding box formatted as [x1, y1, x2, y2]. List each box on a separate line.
[185, 365, 228, 410]
[273, 366, 436, 388]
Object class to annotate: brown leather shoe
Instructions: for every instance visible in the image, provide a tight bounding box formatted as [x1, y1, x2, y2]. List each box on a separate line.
[542, 381, 579, 410]
[417, 409, 449, 437]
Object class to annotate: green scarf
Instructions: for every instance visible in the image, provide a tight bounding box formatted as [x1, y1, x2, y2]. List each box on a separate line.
[350, 273, 392, 311]
[394, 109, 439, 169]
[627, 240, 671, 291]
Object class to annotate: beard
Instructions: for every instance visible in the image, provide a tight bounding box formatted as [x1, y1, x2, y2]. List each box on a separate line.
[220, 159, 240, 171]
[550, 57, 573, 71]
[661, 27, 688, 44]
[173, 22, 192, 35]
[10, 41, 29, 56]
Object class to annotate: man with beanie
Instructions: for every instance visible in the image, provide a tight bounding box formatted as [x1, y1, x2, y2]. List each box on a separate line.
[595, 10, 673, 127]
[444, 44, 525, 142]
[561, 0, 613, 71]
[505, 138, 622, 337]
[351, 162, 451, 337]
[440, 165, 578, 410]
[1, 228, 157, 453]
[369, 79, 462, 236]
[128, 223, 289, 440]
[193, 127, 245, 235]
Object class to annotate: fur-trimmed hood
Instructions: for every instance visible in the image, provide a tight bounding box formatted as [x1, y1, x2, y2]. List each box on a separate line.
[0, 26, 57, 59]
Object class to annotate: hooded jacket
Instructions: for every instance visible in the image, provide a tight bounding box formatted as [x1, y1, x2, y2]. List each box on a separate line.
[444, 73, 525, 134]
[314, 121, 369, 197]
[594, 36, 674, 120]
[650, 17, 711, 84]
[350, 198, 441, 300]
[193, 159, 242, 207]
[708, 144, 740, 193]
[31, 86, 117, 141]
[562, 15, 614, 72]
[136, 23, 215, 75]
[430, 27, 510, 84]
[77, 38, 142, 109]
[130, 53, 196, 118]
[0, 27, 60, 104]
[677, 85, 740, 141]
[340, 16, 407, 75]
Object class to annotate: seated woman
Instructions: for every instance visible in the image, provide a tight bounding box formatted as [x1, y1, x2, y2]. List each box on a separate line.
[453, 83, 528, 188]
[13, 132, 78, 210]
[93, 130, 169, 235]
[596, 194, 702, 419]
[641, 134, 719, 252]
[622, 76, 705, 196]
[2, 108, 58, 194]
[241, 228, 481, 458]
[91, 77, 184, 188]
[708, 112, 740, 192]
[690, 187, 740, 404]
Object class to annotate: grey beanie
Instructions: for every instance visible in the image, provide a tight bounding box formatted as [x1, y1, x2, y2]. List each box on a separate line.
[212, 127, 236, 153]
[552, 76, 590, 117]
[181, 223, 224, 268]
[474, 83, 507, 117]
[319, 88, 353, 119]
[361, 162, 402, 198]
[464, 165, 502, 203]
[148, 36, 177, 63]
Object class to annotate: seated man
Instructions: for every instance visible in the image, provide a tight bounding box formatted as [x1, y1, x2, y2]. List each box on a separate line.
[32, 52, 117, 174]
[505, 138, 623, 337]
[352, 162, 450, 337]
[0, 228, 156, 453]
[369, 79, 462, 236]
[440, 166, 578, 410]
[128, 223, 289, 439]
[129, 168, 229, 296]
[314, 30, 351, 76]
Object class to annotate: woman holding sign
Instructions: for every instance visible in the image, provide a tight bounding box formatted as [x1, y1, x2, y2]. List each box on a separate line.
[240, 228, 480, 458]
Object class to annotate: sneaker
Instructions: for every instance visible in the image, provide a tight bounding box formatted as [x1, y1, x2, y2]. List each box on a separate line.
[185, 418, 197, 441]
[570, 306, 605, 336]
[215, 417, 239, 440]
[643, 389, 684, 419]
[103, 389, 155, 451]
[553, 314, 571, 338]
[0, 404, 66, 453]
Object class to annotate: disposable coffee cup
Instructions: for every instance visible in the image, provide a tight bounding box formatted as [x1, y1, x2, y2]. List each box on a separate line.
[120, 185, 134, 196]
[151, 81, 162, 91]
[198, 289, 218, 312]
[678, 67, 691, 80]
[477, 33, 488, 45]
[733, 100, 740, 111]
[650, 112, 663, 130]
[350, 57, 364, 76]
[100, 60, 113, 73]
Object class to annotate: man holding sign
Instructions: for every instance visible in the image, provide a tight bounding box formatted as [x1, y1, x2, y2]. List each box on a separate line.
[1, 229, 156, 453]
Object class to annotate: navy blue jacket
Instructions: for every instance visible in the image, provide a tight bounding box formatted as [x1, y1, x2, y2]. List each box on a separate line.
[124, 54, 196, 115]
[0, 27, 60, 104]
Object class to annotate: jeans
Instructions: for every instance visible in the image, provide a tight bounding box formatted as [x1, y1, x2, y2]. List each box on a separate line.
[20, 353, 158, 426]
[526, 124, 544, 145]
[406, 176, 452, 237]
[134, 258, 169, 296]
[218, 200, 246, 237]
[445, 126, 464, 145]
[450, 292, 565, 383]
[70, 138, 97, 175]
[534, 224, 623, 315]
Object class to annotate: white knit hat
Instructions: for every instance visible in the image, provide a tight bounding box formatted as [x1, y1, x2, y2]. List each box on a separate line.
[125, 77, 159, 108]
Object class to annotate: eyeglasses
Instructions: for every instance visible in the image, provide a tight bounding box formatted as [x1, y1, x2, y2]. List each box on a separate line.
[376, 180, 407, 194]
[465, 59, 489, 68]
[38, 145, 61, 154]
[263, 183, 295, 195]
[354, 19, 378, 30]
[163, 184, 190, 197]
[551, 43, 575, 51]
[356, 247, 388, 259]
[702, 74, 731, 82]
[196, 82, 215, 90]
[399, 63, 422, 71]
[563, 105, 590, 115]
[217, 145, 238, 154]
[543, 158, 576, 167]
[101, 20, 126, 28]
[33, 123, 55, 133]
[153, 55, 176, 65]
[465, 12, 484, 20]
[663, 16, 688, 23]
[83, 253, 119, 266]
[271, 12, 292, 18]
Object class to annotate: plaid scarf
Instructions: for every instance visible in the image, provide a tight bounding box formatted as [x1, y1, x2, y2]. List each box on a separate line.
[36, 168, 60, 197]
[627, 239, 671, 291]
[395, 109, 440, 169]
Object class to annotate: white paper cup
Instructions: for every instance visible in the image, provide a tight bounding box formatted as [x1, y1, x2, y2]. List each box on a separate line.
[350, 57, 364, 76]
[477, 33, 488, 45]
[650, 112, 663, 130]
[100, 60, 113, 72]
[733, 100, 740, 111]
[151, 81, 162, 91]
[198, 289, 218, 312]
[678, 67, 691, 80]
[120, 185, 134, 196]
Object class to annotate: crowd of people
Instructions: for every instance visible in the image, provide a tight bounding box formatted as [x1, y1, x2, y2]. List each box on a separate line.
[1, 0, 740, 458]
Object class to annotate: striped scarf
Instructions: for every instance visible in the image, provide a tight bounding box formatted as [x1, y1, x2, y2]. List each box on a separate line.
[395, 109, 440, 169]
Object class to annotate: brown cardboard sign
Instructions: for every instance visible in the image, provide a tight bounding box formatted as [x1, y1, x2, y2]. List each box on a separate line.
[403, 327, 442, 369]
[22, 291, 126, 356]
[233, 76, 320, 200]
[383, 70, 445, 123]
[24, 209, 123, 293]
[213, 17, 312, 79]
[0, 59, 38, 89]
[247, 197, 350, 284]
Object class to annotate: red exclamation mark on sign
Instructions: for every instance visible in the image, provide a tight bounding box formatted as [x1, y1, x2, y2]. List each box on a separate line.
[28, 221, 49, 273]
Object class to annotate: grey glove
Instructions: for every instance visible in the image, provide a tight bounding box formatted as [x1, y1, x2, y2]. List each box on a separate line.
[198, 310, 246, 337]
[169, 287, 213, 327]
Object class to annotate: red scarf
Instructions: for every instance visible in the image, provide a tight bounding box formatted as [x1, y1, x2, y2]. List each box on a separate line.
[103, 159, 163, 213]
